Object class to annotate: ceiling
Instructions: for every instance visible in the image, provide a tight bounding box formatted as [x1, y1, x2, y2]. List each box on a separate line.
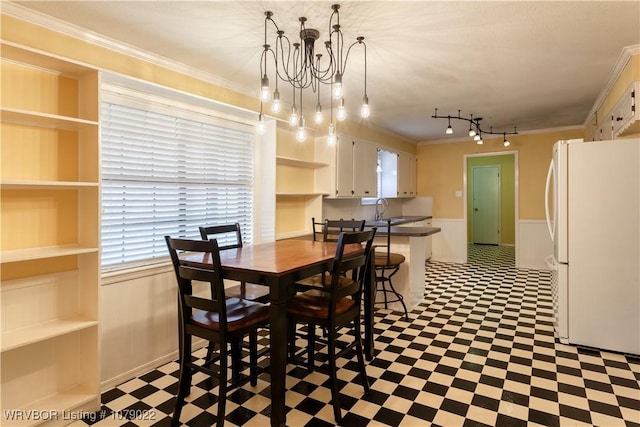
[10, 1, 640, 142]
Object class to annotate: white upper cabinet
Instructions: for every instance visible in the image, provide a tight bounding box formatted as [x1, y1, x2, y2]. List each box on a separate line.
[333, 136, 377, 197]
[353, 138, 377, 197]
[335, 135, 355, 197]
[397, 152, 417, 197]
[612, 81, 638, 137]
[379, 149, 398, 198]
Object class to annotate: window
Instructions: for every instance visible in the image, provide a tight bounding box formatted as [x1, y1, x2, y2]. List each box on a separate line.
[101, 87, 255, 271]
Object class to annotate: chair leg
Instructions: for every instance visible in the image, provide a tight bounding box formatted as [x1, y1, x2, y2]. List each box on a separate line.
[307, 324, 316, 373]
[230, 339, 241, 384]
[387, 268, 409, 320]
[172, 332, 192, 427]
[376, 267, 409, 320]
[354, 319, 370, 394]
[249, 331, 258, 386]
[217, 343, 228, 427]
[327, 328, 342, 424]
[288, 319, 296, 359]
[206, 341, 216, 362]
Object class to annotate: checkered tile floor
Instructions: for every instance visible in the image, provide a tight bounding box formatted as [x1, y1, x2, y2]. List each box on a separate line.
[74, 245, 640, 426]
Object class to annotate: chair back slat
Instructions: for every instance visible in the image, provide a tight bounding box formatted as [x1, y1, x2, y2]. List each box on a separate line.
[311, 217, 325, 241]
[374, 218, 393, 264]
[323, 219, 366, 242]
[327, 228, 376, 304]
[199, 223, 243, 250]
[165, 236, 227, 326]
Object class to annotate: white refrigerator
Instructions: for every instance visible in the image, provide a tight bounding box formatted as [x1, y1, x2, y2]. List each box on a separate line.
[545, 138, 640, 355]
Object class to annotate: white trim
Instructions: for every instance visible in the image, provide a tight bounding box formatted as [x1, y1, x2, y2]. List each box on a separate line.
[101, 262, 173, 286]
[516, 219, 553, 270]
[100, 340, 207, 391]
[463, 151, 519, 265]
[584, 44, 640, 128]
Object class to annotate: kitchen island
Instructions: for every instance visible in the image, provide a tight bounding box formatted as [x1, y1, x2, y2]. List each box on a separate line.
[365, 217, 441, 315]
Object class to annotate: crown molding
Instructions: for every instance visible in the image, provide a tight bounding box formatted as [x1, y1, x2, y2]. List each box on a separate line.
[1, 2, 254, 97]
[583, 44, 640, 127]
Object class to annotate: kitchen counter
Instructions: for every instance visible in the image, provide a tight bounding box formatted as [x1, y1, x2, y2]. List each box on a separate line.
[366, 217, 440, 315]
[368, 225, 440, 237]
[365, 215, 431, 227]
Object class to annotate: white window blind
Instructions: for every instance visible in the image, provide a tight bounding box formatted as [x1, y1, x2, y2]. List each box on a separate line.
[101, 99, 254, 271]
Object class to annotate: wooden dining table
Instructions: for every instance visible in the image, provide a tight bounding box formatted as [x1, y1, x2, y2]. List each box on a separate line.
[183, 238, 375, 427]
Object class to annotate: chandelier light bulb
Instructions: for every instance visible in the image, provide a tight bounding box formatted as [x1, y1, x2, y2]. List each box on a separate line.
[289, 105, 298, 126]
[446, 125, 453, 134]
[327, 123, 337, 146]
[314, 104, 323, 124]
[477, 138, 483, 145]
[272, 89, 281, 113]
[360, 95, 370, 118]
[337, 98, 347, 121]
[296, 117, 306, 142]
[473, 134, 481, 141]
[260, 75, 270, 102]
[503, 139, 510, 147]
[468, 128, 476, 137]
[333, 72, 343, 99]
[257, 113, 265, 134]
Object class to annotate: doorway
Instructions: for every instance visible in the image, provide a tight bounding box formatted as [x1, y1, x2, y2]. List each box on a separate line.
[464, 152, 517, 263]
[472, 165, 500, 244]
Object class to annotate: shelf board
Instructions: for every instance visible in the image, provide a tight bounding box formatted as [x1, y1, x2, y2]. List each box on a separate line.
[1, 318, 98, 352]
[1, 180, 98, 190]
[2, 384, 98, 427]
[1, 41, 96, 77]
[1, 107, 98, 130]
[276, 156, 329, 169]
[276, 192, 329, 197]
[1, 244, 99, 263]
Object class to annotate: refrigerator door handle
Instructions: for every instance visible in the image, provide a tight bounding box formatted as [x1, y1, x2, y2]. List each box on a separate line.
[545, 159, 555, 240]
[544, 254, 557, 270]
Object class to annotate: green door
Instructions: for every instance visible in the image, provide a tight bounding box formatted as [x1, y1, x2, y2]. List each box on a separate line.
[472, 165, 501, 244]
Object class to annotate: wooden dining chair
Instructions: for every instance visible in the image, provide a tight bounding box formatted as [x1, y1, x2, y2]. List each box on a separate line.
[199, 224, 270, 303]
[311, 217, 325, 241]
[294, 218, 366, 290]
[374, 218, 409, 320]
[287, 229, 376, 424]
[165, 236, 270, 427]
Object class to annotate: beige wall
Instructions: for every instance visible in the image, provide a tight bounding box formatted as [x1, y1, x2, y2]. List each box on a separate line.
[417, 128, 585, 220]
[1, 14, 412, 153]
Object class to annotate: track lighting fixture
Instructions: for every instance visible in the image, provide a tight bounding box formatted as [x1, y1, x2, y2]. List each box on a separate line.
[259, 4, 369, 143]
[432, 108, 517, 145]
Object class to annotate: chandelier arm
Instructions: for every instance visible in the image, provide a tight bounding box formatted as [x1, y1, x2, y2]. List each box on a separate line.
[313, 43, 336, 83]
[341, 38, 365, 76]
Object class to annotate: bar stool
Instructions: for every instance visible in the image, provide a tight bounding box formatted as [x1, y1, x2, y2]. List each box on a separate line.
[374, 219, 409, 320]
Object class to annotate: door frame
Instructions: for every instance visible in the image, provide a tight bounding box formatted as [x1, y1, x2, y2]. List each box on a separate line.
[471, 164, 501, 244]
[463, 151, 519, 263]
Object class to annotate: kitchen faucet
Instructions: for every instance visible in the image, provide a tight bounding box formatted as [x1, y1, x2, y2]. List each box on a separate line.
[374, 197, 388, 221]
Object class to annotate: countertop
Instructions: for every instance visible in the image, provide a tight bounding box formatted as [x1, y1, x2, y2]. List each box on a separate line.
[368, 225, 441, 237]
[364, 215, 432, 227]
[364, 216, 439, 237]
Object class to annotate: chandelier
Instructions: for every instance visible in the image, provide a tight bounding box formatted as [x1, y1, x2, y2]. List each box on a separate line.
[257, 4, 368, 144]
[432, 108, 518, 147]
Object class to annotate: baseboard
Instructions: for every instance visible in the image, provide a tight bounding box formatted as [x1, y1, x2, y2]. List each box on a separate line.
[101, 340, 208, 391]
